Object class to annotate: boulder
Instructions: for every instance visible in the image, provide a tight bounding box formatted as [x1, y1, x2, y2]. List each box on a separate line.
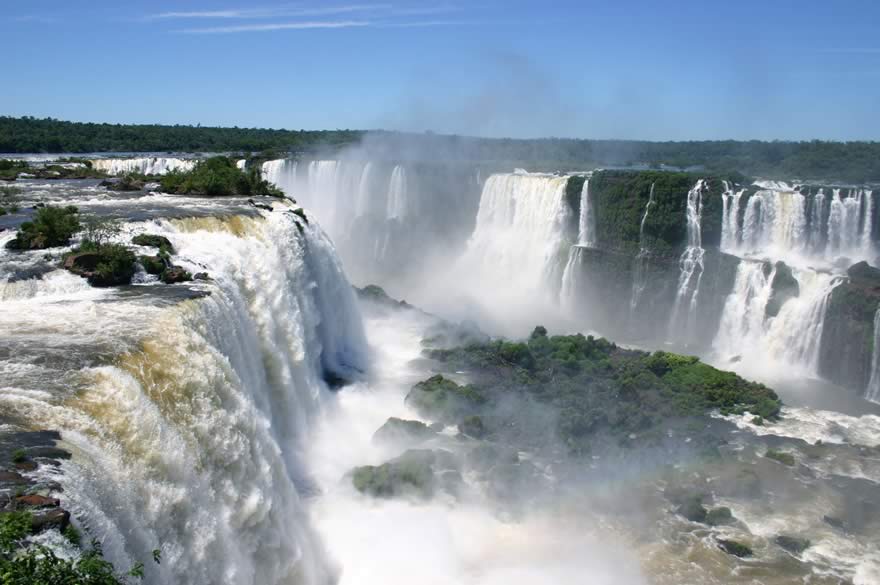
[706, 506, 735, 526]
[161, 267, 193, 284]
[15, 494, 59, 508]
[372, 418, 436, 445]
[405, 375, 486, 424]
[775, 535, 810, 554]
[193, 272, 210, 281]
[64, 250, 136, 287]
[132, 234, 174, 254]
[30, 508, 70, 533]
[676, 495, 708, 523]
[350, 449, 459, 500]
[717, 538, 753, 558]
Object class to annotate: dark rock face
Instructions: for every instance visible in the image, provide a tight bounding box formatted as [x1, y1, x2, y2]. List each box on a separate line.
[818, 261, 880, 391]
[766, 261, 799, 318]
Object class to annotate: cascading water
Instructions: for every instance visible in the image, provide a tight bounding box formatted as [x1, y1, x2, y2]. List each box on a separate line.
[668, 180, 707, 344]
[867, 307, 880, 404]
[713, 262, 841, 378]
[91, 157, 197, 176]
[726, 184, 874, 265]
[720, 180, 745, 251]
[575, 178, 595, 246]
[456, 172, 572, 333]
[0, 209, 368, 585]
[629, 183, 655, 314]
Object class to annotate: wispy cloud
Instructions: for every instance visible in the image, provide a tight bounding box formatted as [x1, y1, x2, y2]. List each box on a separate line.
[176, 20, 371, 34]
[152, 4, 390, 20]
[14, 14, 59, 24]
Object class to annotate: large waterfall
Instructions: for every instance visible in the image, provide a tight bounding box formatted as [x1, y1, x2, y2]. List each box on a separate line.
[575, 178, 595, 246]
[457, 173, 572, 324]
[91, 157, 197, 175]
[0, 209, 367, 585]
[260, 158, 481, 291]
[867, 307, 880, 403]
[713, 261, 841, 377]
[721, 184, 875, 265]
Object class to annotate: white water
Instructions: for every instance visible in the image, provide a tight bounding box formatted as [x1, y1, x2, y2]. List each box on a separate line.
[713, 261, 841, 378]
[0, 208, 368, 585]
[575, 178, 595, 246]
[668, 180, 707, 344]
[866, 307, 880, 403]
[629, 183, 656, 314]
[723, 184, 875, 266]
[455, 173, 572, 334]
[91, 157, 197, 176]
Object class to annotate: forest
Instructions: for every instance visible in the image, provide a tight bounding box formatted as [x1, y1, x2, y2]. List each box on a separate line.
[2, 116, 879, 182]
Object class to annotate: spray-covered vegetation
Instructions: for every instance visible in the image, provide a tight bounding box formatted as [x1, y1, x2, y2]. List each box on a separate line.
[423, 327, 781, 455]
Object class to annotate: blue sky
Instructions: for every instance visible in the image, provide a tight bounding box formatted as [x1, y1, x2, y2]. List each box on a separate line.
[2, 0, 879, 140]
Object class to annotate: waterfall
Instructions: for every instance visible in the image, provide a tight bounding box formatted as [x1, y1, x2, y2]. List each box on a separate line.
[0, 211, 367, 585]
[629, 183, 655, 314]
[713, 263, 841, 377]
[668, 180, 707, 344]
[720, 181, 744, 252]
[385, 165, 407, 220]
[459, 173, 572, 321]
[729, 184, 874, 265]
[576, 179, 595, 246]
[91, 157, 197, 176]
[867, 307, 880, 403]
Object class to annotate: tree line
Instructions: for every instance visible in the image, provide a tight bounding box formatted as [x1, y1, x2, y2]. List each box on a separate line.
[2, 117, 878, 182]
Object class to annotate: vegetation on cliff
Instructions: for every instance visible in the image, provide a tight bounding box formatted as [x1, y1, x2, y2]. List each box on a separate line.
[423, 327, 781, 454]
[159, 156, 283, 197]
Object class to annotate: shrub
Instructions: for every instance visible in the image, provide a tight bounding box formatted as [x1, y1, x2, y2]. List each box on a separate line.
[6, 206, 81, 250]
[159, 156, 283, 197]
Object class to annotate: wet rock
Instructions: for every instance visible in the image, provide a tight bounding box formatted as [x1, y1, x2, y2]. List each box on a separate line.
[26, 446, 70, 461]
[15, 494, 59, 508]
[0, 470, 29, 485]
[458, 415, 486, 439]
[139, 254, 168, 275]
[706, 506, 734, 526]
[193, 272, 210, 281]
[775, 535, 810, 554]
[248, 199, 274, 211]
[717, 538, 753, 558]
[161, 267, 193, 284]
[132, 234, 174, 253]
[13, 461, 37, 472]
[373, 418, 435, 445]
[765, 449, 795, 466]
[350, 449, 459, 500]
[823, 515, 846, 530]
[31, 508, 70, 533]
[64, 249, 136, 287]
[676, 496, 708, 523]
[766, 261, 799, 317]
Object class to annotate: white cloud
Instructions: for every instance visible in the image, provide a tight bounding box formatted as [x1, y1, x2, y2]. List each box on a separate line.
[176, 20, 371, 34]
[152, 4, 391, 20]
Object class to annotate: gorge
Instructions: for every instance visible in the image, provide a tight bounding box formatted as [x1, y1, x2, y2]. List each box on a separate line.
[1, 149, 879, 585]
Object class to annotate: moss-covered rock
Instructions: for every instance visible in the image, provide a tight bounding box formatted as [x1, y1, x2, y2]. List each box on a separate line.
[405, 375, 486, 424]
[63, 244, 136, 287]
[372, 418, 435, 445]
[350, 449, 459, 499]
[765, 449, 795, 466]
[676, 495, 708, 523]
[132, 233, 174, 254]
[717, 538, 753, 558]
[139, 254, 167, 275]
[160, 267, 193, 284]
